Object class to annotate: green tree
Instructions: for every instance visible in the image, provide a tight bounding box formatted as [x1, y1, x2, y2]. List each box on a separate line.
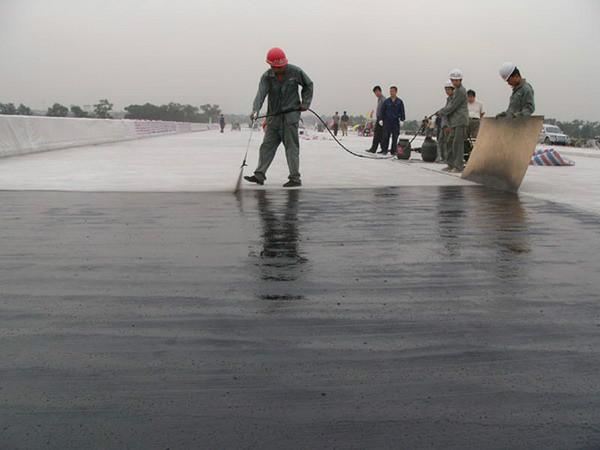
[70, 105, 89, 118]
[162, 102, 187, 122]
[199, 104, 222, 122]
[0, 102, 17, 115]
[124, 102, 206, 122]
[94, 99, 113, 119]
[547, 119, 600, 140]
[403, 120, 420, 133]
[182, 104, 200, 122]
[46, 103, 69, 117]
[16, 104, 33, 115]
[125, 103, 163, 120]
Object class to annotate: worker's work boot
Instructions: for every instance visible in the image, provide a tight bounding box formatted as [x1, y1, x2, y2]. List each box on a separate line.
[365, 148, 376, 153]
[283, 180, 302, 188]
[244, 175, 264, 185]
[441, 166, 453, 172]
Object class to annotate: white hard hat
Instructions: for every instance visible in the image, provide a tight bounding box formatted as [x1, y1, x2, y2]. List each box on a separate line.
[499, 62, 517, 81]
[444, 79, 454, 88]
[448, 68, 463, 80]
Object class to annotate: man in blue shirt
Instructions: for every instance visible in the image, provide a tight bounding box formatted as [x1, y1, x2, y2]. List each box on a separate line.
[378, 86, 406, 155]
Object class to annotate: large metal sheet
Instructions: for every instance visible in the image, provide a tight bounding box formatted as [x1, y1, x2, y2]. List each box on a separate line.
[462, 116, 544, 192]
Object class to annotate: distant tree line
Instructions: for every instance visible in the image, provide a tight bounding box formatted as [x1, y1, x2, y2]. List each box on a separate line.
[545, 119, 600, 141]
[2, 100, 598, 139]
[1, 99, 114, 119]
[0, 103, 33, 115]
[0, 99, 221, 123]
[124, 103, 221, 123]
[1, 99, 221, 123]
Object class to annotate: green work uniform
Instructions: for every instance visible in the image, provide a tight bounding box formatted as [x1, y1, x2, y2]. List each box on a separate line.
[252, 64, 314, 183]
[439, 84, 469, 170]
[502, 79, 535, 117]
[438, 96, 452, 162]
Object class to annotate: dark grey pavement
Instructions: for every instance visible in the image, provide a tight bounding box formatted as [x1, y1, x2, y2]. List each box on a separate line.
[1, 186, 600, 449]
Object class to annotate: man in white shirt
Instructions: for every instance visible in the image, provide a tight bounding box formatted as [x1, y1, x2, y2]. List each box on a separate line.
[467, 89, 484, 138]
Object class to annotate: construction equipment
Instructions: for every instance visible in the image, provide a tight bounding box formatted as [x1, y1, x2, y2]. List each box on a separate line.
[462, 115, 543, 192]
[420, 136, 438, 162]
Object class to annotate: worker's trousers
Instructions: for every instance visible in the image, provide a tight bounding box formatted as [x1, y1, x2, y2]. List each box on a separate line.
[254, 123, 300, 183]
[437, 129, 448, 162]
[468, 118, 480, 138]
[382, 125, 400, 154]
[369, 121, 384, 152]
[340, 123, 348, 136]
[447, 125, 465, 170]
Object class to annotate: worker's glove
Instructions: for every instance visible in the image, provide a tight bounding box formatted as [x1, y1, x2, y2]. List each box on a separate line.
[299, 105, 308, 112]
[249, 111, 258, 121]
[378, 120, 383, 127]
[444, 127, 451, 135]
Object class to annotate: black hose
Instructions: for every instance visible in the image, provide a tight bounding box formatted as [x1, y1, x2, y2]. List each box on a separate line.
[257, 108, 394, 160]
[257, 108, 440, 160]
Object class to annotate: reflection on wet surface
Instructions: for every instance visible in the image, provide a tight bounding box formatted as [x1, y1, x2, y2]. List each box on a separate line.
[252, 189, 308, 301]
[242, 186, 541, 299]
[255, 190, 306, 276]
[2, 186, 600, 449]
[437, 185, 467, 257]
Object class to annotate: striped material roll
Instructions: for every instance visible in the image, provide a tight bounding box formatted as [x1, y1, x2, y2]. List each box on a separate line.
[530, 148, 575, 166]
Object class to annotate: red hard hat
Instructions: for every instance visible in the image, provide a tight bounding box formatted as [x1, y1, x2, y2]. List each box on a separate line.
[266, 47, 288, 68]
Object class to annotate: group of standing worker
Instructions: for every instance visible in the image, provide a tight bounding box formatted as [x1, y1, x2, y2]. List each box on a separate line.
[435, 64, 535, 172]
[244, 46, 535, 187]
[331, 112, 350, 137]
[365, 85, 407, 155]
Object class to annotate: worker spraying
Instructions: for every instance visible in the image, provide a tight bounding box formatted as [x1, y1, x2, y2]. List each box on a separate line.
[438, 69, 469, 173]
[244, 47, 314, 188]
[496, 62, 535, 118]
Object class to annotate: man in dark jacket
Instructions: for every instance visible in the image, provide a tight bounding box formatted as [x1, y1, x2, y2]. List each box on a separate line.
[219, 114, 226, 133]
[366, 85, 386, 153]
[379, 86, 406, 155]
[245, 47, 313, 188]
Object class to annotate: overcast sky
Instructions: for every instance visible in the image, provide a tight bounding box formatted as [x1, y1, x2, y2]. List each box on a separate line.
[1, 0, 599, 121]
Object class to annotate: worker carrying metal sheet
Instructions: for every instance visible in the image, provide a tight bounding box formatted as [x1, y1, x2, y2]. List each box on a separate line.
[496, 62, 535, 118]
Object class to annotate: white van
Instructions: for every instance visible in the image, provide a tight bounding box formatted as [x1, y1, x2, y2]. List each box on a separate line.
[539, 124, 570, 145]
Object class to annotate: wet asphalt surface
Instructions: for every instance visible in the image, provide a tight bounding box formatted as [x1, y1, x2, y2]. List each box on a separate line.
[1, 186, 600, 449]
